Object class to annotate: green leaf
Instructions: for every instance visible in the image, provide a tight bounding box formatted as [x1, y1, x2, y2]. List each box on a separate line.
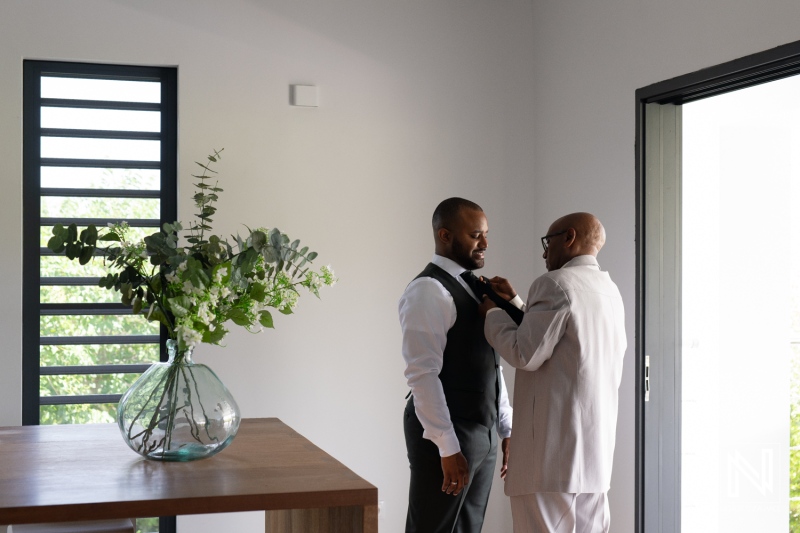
[307, 251, 318, 261]
[99, 232, 120, 242]
[227, 308, 250, 326]
[290, 239, 300, 250]
[280, 307, 293, 315]
[250, 282, 266, 302]
[78, 245, 94, 265]
[167, 295, 193, 317]
[65, 242, 81, 260]
[249, 230, 267, 252]
[269, 228, 282, 248]
[47, 235, 65, 252]
[195, 161, 218, 173]
[67, 224, 78, 243]
[259, 310, 274, 328]
[132, 296, 143, 314]
[146, 304, 171, 329]
[203, 326, 226, 344]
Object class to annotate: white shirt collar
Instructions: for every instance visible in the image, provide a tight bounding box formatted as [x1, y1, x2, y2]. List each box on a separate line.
[562, 255, 600, 269]
[431, 254, 470, 278]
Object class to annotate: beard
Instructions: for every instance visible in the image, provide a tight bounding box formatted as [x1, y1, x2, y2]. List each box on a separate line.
[452, 238, 485, 270]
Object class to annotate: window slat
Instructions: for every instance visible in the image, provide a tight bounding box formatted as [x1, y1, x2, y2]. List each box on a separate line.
[41, 335, 160, 346]
[41, 157, 160, 169]
[41, 364, 152, 376]
[40, 128, 161, 141]
[41, 187, 160, 199]
[41, 97, 161, 112]
[39, 217, 160, 228]
[40, 394, 122, 406]
[40, 303, 133, 315]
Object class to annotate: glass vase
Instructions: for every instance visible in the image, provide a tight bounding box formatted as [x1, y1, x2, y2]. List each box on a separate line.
[117, 339, 241, 461]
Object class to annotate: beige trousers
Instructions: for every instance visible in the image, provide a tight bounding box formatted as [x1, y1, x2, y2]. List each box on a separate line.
[510, 492, 609, 533]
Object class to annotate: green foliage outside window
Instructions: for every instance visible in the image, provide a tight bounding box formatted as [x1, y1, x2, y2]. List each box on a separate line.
[790, 344, 800, 531]
[40, 169, 163, 426]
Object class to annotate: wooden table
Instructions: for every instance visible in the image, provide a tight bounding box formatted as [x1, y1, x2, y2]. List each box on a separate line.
[0, 418, 378, 533]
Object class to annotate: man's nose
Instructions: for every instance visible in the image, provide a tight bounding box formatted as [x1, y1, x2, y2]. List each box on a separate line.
[479, 235, 488, 248]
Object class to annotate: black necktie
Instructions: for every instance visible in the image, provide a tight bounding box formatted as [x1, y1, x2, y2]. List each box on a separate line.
[460, 271, 524, 325]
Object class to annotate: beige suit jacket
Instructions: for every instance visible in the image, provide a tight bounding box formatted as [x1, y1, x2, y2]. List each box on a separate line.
[484, 255, 626, 495]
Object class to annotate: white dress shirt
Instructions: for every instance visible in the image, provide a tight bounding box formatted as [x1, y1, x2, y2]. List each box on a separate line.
[399, 254, 516, 457]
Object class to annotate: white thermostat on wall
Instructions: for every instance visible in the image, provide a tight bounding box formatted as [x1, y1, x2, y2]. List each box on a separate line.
[291, 85, 318, 107]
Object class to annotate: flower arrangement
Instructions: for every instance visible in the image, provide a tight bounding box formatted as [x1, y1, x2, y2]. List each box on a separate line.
[46, 149, 336, 460]
[47, 149, 336, 352]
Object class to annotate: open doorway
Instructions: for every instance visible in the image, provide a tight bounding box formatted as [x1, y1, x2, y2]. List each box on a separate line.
[681, 73, 800, 532]
[636, 40, 800, 533]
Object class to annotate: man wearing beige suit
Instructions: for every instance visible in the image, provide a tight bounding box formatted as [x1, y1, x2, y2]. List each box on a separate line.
[478, 212, 626, 533]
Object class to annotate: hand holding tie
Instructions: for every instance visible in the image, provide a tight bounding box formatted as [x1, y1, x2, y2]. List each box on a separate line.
[460, 271, 524, 325]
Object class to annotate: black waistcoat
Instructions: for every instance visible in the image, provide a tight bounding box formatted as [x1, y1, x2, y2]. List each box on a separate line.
[411, 263, 500, 429]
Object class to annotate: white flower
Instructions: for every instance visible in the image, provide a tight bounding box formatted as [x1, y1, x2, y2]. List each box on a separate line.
[176, 325, 202, 348]
[214, 267, 228, 283]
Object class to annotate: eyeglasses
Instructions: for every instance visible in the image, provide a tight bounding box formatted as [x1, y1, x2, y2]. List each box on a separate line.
[540, 230, 568, 251]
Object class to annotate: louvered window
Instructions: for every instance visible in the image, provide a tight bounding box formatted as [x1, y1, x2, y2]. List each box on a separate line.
[22, 61, 177, 427]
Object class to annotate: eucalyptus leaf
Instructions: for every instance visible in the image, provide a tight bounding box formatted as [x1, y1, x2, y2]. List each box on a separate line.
[269, 228, 282, 248]
[47, 235, 65, 252]
[78, 245, 94, 265]
[41, 148, 333, 351]
[65, 242, 81, 260]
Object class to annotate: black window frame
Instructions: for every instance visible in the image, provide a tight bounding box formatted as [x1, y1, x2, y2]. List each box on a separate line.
[22, 60, 177, 533]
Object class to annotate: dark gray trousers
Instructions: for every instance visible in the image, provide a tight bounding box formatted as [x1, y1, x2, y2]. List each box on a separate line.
[404, 405, 498, 533]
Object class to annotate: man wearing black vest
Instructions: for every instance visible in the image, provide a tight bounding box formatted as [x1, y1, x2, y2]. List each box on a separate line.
[400, 197, 518, 532]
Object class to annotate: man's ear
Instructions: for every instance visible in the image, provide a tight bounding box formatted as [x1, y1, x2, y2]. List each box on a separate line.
[437, 227, 451, 245]
[565, 228, 577, 247]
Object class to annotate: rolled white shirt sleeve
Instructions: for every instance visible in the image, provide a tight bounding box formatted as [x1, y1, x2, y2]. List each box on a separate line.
[492, 290, 519, 438]
[399, 277, 461, 456]
[496, 366, 512, 438]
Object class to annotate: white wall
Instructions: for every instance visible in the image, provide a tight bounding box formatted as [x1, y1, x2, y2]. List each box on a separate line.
[0, 1, 535, 532]
[6, 1, 800, 532]
[527, 1, 800, 532]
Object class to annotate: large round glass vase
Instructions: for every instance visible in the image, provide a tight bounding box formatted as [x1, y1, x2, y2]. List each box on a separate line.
[117, 340, 241, 461]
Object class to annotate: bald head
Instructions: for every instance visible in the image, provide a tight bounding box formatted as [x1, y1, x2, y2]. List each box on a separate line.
[543, 212, 606, 271]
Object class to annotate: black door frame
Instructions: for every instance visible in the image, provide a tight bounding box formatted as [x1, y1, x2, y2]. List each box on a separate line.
[635, 38, 800, 533]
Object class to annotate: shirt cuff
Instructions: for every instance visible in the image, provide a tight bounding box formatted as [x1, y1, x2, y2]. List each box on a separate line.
[431, 430, 461, 457]
[510, 294, 524, 310]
